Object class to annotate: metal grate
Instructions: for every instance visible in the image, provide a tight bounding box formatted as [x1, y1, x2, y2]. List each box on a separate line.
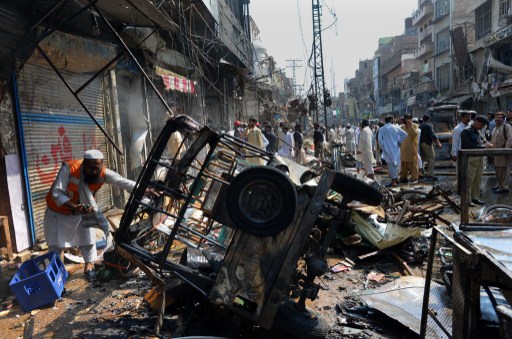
[451, 233, 479, 338]
[420, 226, 474, 338]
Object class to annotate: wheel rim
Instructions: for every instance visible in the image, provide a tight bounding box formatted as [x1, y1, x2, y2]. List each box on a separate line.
[237, 179, 282, 225]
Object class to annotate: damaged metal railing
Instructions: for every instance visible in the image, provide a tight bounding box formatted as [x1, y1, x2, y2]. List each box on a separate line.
[419, 148, 512, 338]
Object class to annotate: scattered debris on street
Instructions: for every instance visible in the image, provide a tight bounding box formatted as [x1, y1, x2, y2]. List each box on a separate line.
[1, 117, 511, 339]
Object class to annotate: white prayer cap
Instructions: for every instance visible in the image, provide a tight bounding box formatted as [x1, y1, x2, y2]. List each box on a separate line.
[83, 149, 104, 160]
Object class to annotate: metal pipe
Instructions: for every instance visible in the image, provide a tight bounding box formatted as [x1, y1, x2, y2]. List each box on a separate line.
[92, 3, 175, 117]
[428, 309, 452, 338]
[12, 73, 36, 246]
[142, 77, 154, 151]
[460, 225, 512, 231]
[420, 226, 439, 338]
[459, 150, 469, 224]
[35, 45, 123, 155]
[30, 0, 68, 31]
[75, 51, 127, 95]
[36, 1, 97, 43]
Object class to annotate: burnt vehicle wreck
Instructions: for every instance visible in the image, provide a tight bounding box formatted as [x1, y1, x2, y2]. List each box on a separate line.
[115, 115, 383, 338]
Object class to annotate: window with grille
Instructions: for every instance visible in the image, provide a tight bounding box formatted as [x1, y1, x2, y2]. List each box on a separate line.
[435, 0, 450, 19]
[475, 1, 492, 40]
[436, 28, 450, 54]
[500, 0, 512, 16]
[436, 64, 450, 90]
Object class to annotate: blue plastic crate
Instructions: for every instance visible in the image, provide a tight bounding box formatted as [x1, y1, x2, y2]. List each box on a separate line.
[9, 251, 68, 311]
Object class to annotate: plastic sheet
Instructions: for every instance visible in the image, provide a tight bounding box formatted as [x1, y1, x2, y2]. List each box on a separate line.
[352, 211, 422, 250]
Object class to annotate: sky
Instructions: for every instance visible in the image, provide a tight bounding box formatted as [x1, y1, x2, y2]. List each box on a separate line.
[250, 0, 416, 96]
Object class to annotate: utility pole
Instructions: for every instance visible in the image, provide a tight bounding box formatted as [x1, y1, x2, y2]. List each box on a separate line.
[286, 59, 302, 97]
[311, 0, 330, 135]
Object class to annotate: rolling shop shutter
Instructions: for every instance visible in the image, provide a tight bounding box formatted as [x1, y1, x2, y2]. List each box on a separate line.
[17, 63, 113, 241]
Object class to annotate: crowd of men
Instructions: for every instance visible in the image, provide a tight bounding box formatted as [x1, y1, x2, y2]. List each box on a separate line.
[231, 118, 308, 164]
[232, 110, 512, 206]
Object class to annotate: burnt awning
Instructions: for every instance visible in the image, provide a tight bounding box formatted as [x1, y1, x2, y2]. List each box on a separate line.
[91, 0, 178, 33]
[449, 94, 472, 105]
[0, 0, 179, 81]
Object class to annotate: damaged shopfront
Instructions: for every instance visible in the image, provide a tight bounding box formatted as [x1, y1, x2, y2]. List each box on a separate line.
[15, 31, 120, 243]
[471, 25, 512, 112]
[0, 0, 255, 252]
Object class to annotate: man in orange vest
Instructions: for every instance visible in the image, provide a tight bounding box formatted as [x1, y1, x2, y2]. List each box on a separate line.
[44, 149, 139, 281]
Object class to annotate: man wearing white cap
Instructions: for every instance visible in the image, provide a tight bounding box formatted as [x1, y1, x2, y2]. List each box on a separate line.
[44, 149, 138, 281]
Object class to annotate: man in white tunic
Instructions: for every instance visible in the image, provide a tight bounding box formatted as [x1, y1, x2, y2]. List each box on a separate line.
[278, 125, 295, 160]
[378, 115, 408, 186]
[451, 111, 471, 163]
[44, 150, 139, 281]
[345, 124, 356, 155]
[338, 124, 346, 147]
[328, 125, 337, 143]
[356, 119, 375, 179]
[451, 111, 471, 192]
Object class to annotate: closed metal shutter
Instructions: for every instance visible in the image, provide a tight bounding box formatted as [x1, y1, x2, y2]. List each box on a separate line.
[17, 63, 112, 241]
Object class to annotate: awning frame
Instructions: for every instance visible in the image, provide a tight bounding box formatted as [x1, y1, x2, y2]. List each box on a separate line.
[25, 0, 178, 155]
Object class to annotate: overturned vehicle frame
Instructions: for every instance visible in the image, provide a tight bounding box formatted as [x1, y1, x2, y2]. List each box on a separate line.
[115, 116, 382, 337]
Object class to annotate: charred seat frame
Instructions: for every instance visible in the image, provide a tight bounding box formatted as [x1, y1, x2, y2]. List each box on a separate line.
[115, 115, 383, 330]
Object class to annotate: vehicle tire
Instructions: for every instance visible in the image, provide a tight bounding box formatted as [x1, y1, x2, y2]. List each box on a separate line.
[274, 299, 329, 339]
[226, 166, 297, 237]
[331, 172, 383, 206]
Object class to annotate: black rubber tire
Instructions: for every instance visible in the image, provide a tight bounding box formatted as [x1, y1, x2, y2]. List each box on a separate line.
[226, 166, 297, 237]
[274, 300, 329, 339]
[331, 172, 383, 206]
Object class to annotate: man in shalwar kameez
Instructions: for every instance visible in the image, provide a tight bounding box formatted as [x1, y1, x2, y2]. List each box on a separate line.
[356, 119, 375, 179]
[399, 114, 420, 183]
[345, 124, 356, 155]
[44, 150, 137, 281]
[243, 117, 265, 165]
[378, 115, 407, 187]
[278, 125, 295, 160]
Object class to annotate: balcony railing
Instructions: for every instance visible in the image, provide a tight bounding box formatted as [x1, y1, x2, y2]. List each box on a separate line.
[419, 25, 433, 42]
[415, 80, 435, 93]
[500, 0, 512, 17]
[414, 42, 434, 59]
[402, 80, 435, 99]
[412, 3, 434, 26]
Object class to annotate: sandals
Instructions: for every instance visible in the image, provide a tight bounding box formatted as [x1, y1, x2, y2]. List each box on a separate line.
[84, 269, 97, 282]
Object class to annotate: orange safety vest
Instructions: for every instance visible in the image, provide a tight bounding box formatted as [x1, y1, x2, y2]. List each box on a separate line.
[45, 159, 106, 215]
